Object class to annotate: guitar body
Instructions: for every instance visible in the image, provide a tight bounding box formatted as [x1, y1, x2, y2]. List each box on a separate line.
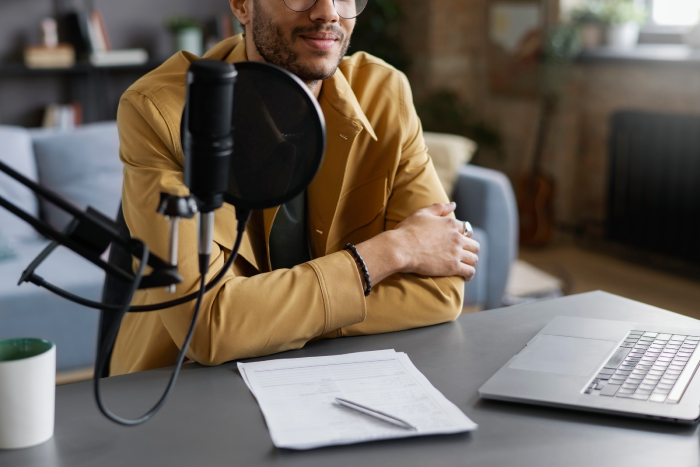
[517, 173, 555, 247]
[517, 92, 557, 247]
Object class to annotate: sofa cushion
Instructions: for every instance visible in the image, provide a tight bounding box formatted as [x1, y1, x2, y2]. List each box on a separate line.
[423, 132, 477, 198]
[0, 126, 41, 245]
[32, 122, 123, 231]
[0, 239, 103, 371]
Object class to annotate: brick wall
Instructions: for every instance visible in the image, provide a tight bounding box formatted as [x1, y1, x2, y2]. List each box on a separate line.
[396, 0, 700, 231]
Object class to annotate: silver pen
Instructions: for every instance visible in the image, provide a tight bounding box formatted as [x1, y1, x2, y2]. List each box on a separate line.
[335, 397, 417, 430]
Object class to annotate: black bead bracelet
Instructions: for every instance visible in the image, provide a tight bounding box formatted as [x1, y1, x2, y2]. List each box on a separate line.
[344, 243, 372, 297]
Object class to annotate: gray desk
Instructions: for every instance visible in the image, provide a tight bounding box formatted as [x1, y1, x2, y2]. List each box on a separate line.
[2, 291, 699, 466]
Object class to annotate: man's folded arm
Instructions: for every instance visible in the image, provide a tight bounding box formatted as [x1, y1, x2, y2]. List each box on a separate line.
[116, 92, 366, 367]
[340, 71, 464, 338]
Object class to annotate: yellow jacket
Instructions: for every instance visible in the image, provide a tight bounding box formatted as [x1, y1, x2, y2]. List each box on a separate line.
[111, 35, 464, 376]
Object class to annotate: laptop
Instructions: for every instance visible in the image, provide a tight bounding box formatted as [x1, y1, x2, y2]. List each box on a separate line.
[478, 316, 700, 423]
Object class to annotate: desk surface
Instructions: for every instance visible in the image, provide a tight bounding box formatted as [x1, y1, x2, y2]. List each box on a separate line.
[3, 291, 699, 467]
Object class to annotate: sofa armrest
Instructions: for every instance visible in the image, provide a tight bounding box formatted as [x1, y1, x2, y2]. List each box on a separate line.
[452, 164, 518, 309]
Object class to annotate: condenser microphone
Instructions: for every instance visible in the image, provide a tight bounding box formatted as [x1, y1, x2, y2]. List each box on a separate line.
[182, 60, 237, 274]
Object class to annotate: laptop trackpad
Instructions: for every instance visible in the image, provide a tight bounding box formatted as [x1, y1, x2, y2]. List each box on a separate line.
[509, 335, 617, 377]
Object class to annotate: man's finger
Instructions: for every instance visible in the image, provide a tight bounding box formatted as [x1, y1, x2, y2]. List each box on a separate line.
[460, 251, 478, 267]
[457, 263, 476, 281]
[423, 202, 456, 217]
[461, 238, 480, 254]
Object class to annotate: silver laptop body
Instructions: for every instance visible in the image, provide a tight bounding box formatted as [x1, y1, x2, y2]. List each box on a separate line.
[479, 316, 700, 423]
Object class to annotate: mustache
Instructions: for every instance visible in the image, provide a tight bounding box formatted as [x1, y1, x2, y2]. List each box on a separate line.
[291, 24, 346, 41]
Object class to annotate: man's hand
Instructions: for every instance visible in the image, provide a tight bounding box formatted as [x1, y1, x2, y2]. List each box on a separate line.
[354, 202, 480, 288]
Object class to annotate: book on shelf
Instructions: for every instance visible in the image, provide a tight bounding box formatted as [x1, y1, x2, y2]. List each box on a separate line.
[89, 49, 148, 67]
[63, 8, 149, 66]
[24, 44, 76, 69]
[42, 102, 82, 130]
[89, 9, 111, 52]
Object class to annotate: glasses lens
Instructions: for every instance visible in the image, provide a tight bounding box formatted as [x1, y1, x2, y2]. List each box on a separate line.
[335, 0, 368, 18]
[284, 0, 316, 12]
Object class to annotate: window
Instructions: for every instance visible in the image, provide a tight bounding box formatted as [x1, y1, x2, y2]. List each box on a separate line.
[647, 0, 700, 27]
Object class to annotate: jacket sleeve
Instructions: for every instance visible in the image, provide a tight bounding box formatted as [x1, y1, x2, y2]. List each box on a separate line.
[116, 90, 367, 366]
[339, 72, 465, 338]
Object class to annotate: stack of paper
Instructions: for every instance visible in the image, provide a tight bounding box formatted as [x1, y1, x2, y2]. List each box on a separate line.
[238, 349, 477, 450]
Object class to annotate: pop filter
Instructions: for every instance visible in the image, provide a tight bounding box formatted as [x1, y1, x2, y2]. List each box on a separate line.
[223, 61, 326, 211]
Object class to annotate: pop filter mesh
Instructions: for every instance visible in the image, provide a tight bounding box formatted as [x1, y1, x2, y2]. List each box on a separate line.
[224, 62, 326, 211]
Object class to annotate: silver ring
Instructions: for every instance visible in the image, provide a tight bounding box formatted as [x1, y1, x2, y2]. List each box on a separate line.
[463, 221, 473, 238]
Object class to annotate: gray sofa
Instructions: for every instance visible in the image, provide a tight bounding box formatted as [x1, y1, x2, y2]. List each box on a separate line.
[0, 122, 517, 373]
[0, 123, 122, 372]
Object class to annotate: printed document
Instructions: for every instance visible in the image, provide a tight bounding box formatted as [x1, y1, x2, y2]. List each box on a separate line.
[237, 349, 477, 449]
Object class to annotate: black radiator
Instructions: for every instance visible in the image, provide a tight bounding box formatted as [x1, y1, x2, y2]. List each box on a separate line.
[607, 111, 700, 264]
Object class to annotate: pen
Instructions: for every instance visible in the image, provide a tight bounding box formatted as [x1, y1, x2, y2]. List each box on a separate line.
[335, 397, 417, 430]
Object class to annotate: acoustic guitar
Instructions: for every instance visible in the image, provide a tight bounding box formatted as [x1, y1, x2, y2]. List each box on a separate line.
[517, 95, 556, 247]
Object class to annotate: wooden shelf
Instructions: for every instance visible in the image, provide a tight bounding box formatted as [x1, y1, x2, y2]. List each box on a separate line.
[0, 60, 163, 77]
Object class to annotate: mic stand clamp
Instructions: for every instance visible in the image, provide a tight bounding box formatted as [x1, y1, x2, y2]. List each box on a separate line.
[157, 193, 198, 293]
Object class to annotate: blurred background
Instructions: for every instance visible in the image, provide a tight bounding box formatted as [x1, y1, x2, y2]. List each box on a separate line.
[1, 0, 700, 381]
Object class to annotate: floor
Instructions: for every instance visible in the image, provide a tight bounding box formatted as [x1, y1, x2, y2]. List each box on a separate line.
[519, 241, 700, 321]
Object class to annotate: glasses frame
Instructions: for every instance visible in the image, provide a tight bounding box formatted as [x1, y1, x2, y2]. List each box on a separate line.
[282, 0, 368, 19]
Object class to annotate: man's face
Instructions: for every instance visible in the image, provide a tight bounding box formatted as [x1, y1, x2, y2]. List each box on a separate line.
[250, 0, 354, 84]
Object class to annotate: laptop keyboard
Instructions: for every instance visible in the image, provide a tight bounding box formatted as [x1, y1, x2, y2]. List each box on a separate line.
[584, 331, 700, 403]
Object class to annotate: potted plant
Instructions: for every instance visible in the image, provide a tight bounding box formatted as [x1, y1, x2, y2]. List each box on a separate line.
[166, 16, 203, 56]
[601, 0, 647, 48]
[570, 1, 606, 49]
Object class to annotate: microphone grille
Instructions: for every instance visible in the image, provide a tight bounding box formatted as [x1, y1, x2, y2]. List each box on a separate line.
[186, 61, 237, 138]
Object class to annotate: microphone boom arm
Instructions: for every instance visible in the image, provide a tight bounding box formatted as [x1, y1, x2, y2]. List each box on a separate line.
[0, 159, 182, 290]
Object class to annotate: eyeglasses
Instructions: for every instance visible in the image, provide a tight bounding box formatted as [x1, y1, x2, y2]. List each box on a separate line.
[283, 0, 368, 19]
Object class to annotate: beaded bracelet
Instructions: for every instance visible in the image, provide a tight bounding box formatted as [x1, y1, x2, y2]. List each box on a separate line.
[344, 243, 372, 297]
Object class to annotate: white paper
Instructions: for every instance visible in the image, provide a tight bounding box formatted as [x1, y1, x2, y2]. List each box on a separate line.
[237, 350, 477, 450]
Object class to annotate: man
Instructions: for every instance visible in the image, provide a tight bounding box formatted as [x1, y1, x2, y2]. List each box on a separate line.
[110, 0, 480, 376]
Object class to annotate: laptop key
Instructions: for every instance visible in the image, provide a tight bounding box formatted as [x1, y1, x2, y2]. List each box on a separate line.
[631, 393, 650, 400]
[596, 373, 611, 380]
[604, 347, 631, 369]
[598, 368, 615, 375]
[649, 394, 667, 403]
[599, 384, 620, 397]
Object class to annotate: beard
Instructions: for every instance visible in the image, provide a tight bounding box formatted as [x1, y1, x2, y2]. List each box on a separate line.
[252, 0, 350, 84]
